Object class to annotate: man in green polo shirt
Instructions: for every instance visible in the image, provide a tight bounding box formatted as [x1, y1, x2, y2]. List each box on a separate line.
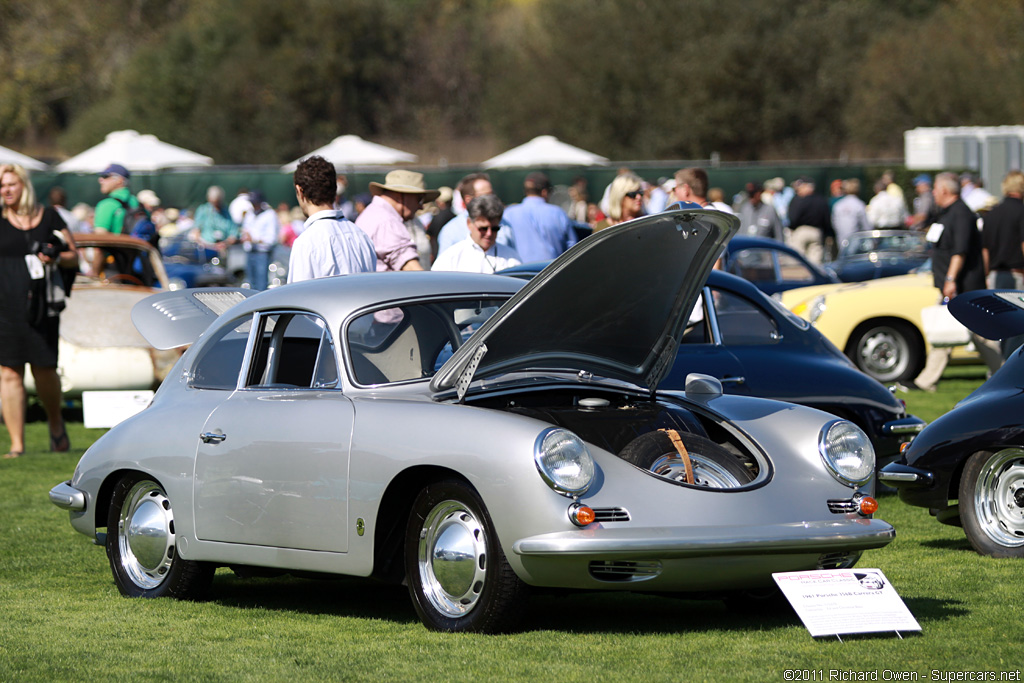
[93, 163, 140, 234]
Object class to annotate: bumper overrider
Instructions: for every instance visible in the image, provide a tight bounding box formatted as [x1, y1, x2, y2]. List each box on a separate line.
[877, 462, 935, 488]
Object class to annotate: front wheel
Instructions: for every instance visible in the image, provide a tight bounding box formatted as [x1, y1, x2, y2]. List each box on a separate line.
[847, 320, 921, 383]
[106, 474, 214, 598]
[405, 480, 529, 633]
[959, 449, 1024, 558]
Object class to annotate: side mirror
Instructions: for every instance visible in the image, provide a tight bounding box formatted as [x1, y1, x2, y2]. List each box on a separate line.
[684, 373, 723, 398]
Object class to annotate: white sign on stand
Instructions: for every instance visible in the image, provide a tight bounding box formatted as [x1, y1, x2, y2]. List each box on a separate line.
[773, 569, 921, 639]
[82, 390, 154, 429]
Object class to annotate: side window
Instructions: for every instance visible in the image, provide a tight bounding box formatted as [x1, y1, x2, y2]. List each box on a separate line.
[246, 312, 338, 389]
[347, 299, 505, 385]
[729, 249, 776, 284]
[679, 292, 710, 345]
[776, 252, 815, 284]
[713, 290, 780, 346]
[190, 315, 254, 390]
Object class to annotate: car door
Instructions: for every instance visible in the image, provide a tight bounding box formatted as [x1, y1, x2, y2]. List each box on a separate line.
[666, 287, 751, 395]
[193, 310, 353, 553]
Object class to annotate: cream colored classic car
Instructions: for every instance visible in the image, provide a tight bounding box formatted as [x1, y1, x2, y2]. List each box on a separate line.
[26, 233, 178, 397]
[780, 270, 974, 384]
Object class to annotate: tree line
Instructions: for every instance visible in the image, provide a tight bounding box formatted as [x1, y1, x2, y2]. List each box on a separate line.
[1, 0, 1022, 166]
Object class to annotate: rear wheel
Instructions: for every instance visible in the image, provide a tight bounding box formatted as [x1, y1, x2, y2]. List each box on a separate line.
[619, 431, 754, 488]
[960, 449, 1024, 557]
[405, 480, 529, 633]
[106, 474, 214, 599]
[848, 320, 921, 383]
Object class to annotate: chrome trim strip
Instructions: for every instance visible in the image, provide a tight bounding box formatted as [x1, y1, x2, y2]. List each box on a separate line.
[49, 481, 86, 511]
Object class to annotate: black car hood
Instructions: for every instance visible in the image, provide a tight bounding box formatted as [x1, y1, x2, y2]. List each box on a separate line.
[431, 208, 739, 397]
[948, 290, 1024, 340]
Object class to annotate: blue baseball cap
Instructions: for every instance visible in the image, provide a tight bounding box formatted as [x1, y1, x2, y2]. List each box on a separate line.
[912, 174, 931, 186]
[99, 163, 130, 179]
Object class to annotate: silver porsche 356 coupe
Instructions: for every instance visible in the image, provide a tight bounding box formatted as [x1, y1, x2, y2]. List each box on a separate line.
[50, 208, 893, 633]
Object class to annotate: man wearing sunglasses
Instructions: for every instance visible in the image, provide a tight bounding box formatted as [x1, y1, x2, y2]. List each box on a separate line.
[431, 195, 521, 273]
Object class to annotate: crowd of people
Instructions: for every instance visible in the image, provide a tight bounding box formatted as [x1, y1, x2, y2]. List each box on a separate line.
[3, 153, 1023, 456]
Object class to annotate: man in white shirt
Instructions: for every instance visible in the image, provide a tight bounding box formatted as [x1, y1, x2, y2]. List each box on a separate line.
[229, 188, 254, 225]
[432, 195, 522, 274]
[288, 156, 377, 283]
[241, 191, 279, 290]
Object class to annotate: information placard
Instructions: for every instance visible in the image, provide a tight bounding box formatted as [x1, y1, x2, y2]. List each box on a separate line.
[772, 569, 920, 638]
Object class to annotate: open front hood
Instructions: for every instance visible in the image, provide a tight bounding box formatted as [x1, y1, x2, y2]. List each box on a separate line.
[431, 207, 739, 397]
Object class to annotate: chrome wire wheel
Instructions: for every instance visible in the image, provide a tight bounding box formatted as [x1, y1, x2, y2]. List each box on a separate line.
[972, 449, 1024, 549]
[117, 480, 176, 590]
[417, 500, 488, 618]
[649, 453, 744, 488]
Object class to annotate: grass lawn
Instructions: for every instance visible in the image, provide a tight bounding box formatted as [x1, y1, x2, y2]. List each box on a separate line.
[2, 368, 1021, 682]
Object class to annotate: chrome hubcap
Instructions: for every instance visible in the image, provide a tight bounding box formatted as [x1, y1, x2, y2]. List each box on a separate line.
[118, 481, 175, 589]
[974, 449, 1024, 548]
[418, 500, 487, 618]
[650, 453, 743, 488]
[858, 328, 908, 381]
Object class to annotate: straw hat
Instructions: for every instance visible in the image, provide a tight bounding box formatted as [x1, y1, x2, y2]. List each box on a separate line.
[369, 169, 440, 202]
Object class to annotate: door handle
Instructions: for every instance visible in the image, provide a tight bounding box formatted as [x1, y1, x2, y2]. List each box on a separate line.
[200, 431, 227, 444]
[720, 376, 746, 385]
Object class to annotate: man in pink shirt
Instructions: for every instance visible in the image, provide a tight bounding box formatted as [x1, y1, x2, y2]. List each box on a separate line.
[355, 170, 439, 271]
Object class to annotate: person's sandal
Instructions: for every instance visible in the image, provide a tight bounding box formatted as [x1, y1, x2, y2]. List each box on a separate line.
[49, 428, 71, 453]
[3, 451, 24, 459]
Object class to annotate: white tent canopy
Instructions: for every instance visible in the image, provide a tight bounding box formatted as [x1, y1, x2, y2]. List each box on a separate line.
[0, 144, 47, 171]
[55, 130, 213, 173]
[283, 135, 418, 171]
[481, 135, 609, 169]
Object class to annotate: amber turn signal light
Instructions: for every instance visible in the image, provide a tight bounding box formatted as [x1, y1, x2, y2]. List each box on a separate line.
[569, 503, 596, 527]
[858, 496, 879, 515]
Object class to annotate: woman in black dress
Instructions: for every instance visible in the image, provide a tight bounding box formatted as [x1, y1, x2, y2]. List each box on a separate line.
[0, 164, 79, 458]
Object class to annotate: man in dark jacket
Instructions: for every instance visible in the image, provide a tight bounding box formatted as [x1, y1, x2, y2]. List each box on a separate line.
[914, 172, 1000, 390]
[787, 177, 831, 264]
[982, 170, 1024, 290]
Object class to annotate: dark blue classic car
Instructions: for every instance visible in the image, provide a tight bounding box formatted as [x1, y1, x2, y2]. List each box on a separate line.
[500, 264, 924, 463]
[831, 230, 930, 282]
[721, 235, 839, 295]
[881, 290, 1024, 557]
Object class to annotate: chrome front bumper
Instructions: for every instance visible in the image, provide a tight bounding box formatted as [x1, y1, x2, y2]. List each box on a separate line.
[512, 518, 894, 558]
[878, 462, 934, 487]
[881, 415, 927, 437]
[49, 481, 86, 511]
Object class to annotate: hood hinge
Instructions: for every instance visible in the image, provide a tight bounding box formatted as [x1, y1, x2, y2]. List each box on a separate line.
[455, 343, 488, 403]
[644, 334, 677, 399]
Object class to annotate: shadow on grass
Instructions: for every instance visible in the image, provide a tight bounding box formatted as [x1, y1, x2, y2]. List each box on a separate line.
[211, 574, 419, 626]
[920, 537, 973, 552]
[900, 595, 968, 622]
[207, 572, 815, 634]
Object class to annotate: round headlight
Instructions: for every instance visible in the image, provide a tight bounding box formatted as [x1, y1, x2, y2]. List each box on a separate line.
[534, 428, 595, 497]
[819, 420, 875, 486]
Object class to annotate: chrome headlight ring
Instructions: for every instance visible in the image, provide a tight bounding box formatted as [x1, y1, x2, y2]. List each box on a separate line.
[534, 428, 596, 498]
[819, 420, 875, 487]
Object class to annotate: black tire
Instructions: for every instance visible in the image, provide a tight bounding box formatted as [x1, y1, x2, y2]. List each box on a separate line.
[959, 449, 1024, 558]
[847, 320, 922, 383]
[105, 474, 214, 599]
[619, 431, 754, 488]
[405, 479, 529, 633]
